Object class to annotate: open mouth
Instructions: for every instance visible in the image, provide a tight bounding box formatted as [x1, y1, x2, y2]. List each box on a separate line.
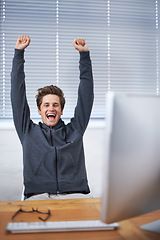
[46, 114, 56, 120]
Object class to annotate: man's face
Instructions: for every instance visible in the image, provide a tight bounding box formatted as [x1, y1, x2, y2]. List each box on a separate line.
[38, 94, 63, 127]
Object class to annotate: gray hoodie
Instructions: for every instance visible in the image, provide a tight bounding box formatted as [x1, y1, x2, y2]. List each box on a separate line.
[11, 49, 94, 196]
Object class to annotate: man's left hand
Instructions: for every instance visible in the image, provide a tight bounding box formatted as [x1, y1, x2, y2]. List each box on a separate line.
[73, 38, 88, 52]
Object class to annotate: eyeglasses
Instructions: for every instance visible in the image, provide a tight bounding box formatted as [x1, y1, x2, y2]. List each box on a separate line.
[12, 205, 51, 222]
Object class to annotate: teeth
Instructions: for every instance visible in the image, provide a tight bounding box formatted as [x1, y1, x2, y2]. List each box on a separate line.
[47, 114, 55, 118]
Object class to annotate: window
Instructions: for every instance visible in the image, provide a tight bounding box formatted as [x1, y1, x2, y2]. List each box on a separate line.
[0, 0, 159, 119]
[107, 0, 159, 95]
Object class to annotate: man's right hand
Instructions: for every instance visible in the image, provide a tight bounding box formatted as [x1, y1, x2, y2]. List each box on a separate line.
[15, 35, 31, 50]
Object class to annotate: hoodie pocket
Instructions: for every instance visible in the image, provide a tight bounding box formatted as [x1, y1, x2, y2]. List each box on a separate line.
[57, 149, 77, 181]
[30, 150, 56, 179]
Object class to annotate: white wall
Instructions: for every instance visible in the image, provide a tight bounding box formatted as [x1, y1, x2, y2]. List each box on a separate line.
[0, 125, 104, 201]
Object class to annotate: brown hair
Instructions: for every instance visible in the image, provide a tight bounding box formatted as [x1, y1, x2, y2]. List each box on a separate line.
[36, 85, 65, 110]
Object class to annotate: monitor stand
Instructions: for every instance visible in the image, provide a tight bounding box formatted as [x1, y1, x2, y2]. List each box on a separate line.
[140, 220, 160, 233]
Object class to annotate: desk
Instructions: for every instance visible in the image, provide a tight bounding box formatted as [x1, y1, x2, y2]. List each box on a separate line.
[0, 198, 159, 240]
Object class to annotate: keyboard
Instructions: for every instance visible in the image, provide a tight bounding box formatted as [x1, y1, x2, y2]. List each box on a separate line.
[6, 220, 119, 233]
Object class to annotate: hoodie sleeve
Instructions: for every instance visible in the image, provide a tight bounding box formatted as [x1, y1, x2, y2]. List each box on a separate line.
[71, 51, 94, 134]
[11, 49, 31, 143]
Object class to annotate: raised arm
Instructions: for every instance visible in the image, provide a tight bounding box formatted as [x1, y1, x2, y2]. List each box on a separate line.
[11, 35, 31, 142]
[71, 38, 94, 133]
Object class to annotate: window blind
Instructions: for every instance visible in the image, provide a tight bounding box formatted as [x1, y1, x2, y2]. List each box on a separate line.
[0, 0, 159, 119]
[107, 0, 159, 95]
[0, 0, 57, 119]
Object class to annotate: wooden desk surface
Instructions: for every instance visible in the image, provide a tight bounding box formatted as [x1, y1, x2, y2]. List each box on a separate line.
[0, 198, 159, 240]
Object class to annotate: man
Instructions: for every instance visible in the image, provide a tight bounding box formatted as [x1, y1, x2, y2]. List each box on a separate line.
[11, 35, 94, 200]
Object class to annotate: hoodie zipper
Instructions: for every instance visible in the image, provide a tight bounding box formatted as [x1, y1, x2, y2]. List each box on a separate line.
[55, 147, 59, 194]
[49, 128, 53, 146]
[50, 128, 59, 194]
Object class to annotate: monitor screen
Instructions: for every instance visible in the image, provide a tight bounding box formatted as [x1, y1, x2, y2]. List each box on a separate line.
[101, 92, 160, 225]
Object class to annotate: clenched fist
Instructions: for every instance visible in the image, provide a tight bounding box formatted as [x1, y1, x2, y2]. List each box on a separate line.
[73, 38, 88, 52]
[15, 35, 31, 50]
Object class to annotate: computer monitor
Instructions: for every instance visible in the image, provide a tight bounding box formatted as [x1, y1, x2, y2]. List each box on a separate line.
[101, 92, 160, 231]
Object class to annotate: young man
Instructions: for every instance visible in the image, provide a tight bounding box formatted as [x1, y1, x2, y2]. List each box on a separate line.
[11, 35, 94, 200]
